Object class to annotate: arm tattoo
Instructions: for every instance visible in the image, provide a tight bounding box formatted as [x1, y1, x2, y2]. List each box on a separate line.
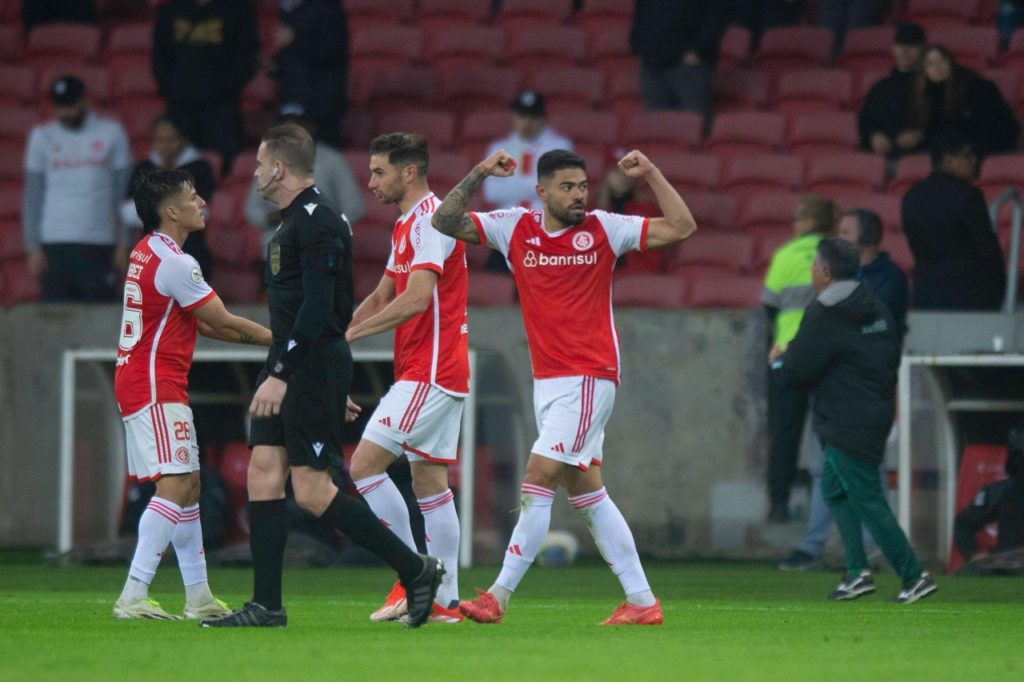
[240, 332, 254, 344]
[433, 167, 486, 239]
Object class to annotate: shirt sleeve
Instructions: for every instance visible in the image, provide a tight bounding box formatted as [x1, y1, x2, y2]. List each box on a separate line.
[111, 123, 132, 171]
[468, 207, 528, 257]
[410, 213, 453, 274]
[384, 235, 396, 277]
[24, 127, 46, 173]
[593, 209, 649, 256]
[154, 253, 215, 310]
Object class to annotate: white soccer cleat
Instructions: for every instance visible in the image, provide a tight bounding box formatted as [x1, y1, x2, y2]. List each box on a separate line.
[183, 596, 232, 620]
[113, 597, 181, 620]
[369, 580, 408, 622]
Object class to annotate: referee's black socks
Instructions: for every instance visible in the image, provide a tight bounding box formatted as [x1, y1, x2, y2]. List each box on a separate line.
[319, 492, 424, 583]
[249, 499, 288, 611]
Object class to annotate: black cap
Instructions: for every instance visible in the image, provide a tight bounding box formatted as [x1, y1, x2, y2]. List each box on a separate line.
[510, 90, 546, 117]
[894, 23, 926, 46]
[50, 76, 86, 106]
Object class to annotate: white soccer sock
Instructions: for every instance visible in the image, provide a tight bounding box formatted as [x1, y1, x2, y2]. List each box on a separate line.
[120, 497, 181, 603]
[418, 489, 460, 607]
[354, 473, 417, 551]
[492, 484, 555, 608]
[171, 504, 213, 604]
[571, 488, 656, 607]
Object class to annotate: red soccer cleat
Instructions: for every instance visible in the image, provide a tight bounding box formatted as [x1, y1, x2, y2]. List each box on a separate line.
[369, 580, 407, 622]
[600, 599, 664, 625]
[459, 589, 504, 624]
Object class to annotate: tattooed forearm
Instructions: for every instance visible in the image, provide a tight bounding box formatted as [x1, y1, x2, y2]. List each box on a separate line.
[432, 167, 487, 240]
[240, 332, 254, 344]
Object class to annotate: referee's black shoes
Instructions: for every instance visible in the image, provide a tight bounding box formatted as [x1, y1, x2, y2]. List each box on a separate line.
[199, 601, 287, 628]
[403, 555, 445, 629]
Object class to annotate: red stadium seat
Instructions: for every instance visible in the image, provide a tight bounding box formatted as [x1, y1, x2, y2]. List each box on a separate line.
[507, 26, 586, 76]
[805, 153, 885, 196]
[528, 68, 605, 113]
[684, 192, 740, 232]
[365, 67, 439, 113]
[754, 26, 834, 72]
[351, 25, 423, 71]
[982, 69, 1019, 110]
[0, 25, 24, 64]
[718, 25, 752, 70]
[585, 26, 635, 75]
[207, 224, 262, 268]
[241, 71, 276, 114]
[753, 230, 796, 271]
[722, 154, 804, 202]
[0, 106, 39, 145]
[0, 188, 20, 220]
[613, 273, 687, 308]
[663, 231, 755, 274]
[648, 153, 721, 193]
[467, 272, 517, 306]
[623, 111, 703, 154]
[687, 273, 763, 309]
[888, 154, 932, 194]
[786, 111, 859, 160]
[0, 0, 20, 24]
[496, 0, 574, 33]
[0, 220, 23, 261]
[572, 0, 634, 33]
[27, 23, 101, 65]
[458, 109, 512, 158]
[346, 0, 415, 30]
[884, 232, 915, 273]
[839, 193, 903, 233]
[901, 0, 982, 29]
[0, 66, 36, 106]
[0, 151, 21, 182]
[426, 151, 473, 191]
[852, 69, 889, 110]
[209, 266, 261, 304]
[713, 69, 769, 113]
[104, 22, 152, 64]
[0, 259, 40, 306]
[439, 68, 521, 117]
[928, 26, 999, 70]
[111, 63, 159, 105]
[947, 443, 1007, 573]
[705, 112, 786, 159]
[772, 69, 852, 115]
[225, 150, 259, 188]
[121, 102, 165, 145]
[606, 70, 642, 120]
[424, 25, 505, 75]
[547, 110, 619, 148]
[37, 65, 111, 105]
[739, 193, 802, 235]
[836, 26, 896, 74]
[353, 227, 396, 265]
[416, 0, 492, 32]
[978, 154, 1024, 197]
[1000, 29, 1024, 72]
[377, 111, 455, 150]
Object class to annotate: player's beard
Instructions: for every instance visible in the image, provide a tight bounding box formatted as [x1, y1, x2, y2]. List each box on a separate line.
[550, 201, 586, 226]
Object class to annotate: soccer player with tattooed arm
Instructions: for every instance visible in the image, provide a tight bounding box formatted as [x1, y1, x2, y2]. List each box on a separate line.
[432, 148, 696, 625]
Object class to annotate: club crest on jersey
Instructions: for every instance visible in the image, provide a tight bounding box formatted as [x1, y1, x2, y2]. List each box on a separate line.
[572, 231, 594, 251]
[269, 242, 281, 275]
[397, 235, 407, 255]
[175, 448, 190, 464]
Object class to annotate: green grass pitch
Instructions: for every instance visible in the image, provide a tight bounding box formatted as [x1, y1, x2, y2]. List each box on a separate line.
[1, 554, 1022, 681]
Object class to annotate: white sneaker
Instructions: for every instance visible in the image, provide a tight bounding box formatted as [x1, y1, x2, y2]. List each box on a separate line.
[113, 597, 181, 620]
[184, 597, 232, 620]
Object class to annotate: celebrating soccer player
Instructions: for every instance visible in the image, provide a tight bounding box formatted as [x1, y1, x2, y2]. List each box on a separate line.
[113, 169, 273, 620]
[432, 148, 697, 625]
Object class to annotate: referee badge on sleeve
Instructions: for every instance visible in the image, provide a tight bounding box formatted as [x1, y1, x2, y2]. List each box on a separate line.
[269, 242, 281, 275]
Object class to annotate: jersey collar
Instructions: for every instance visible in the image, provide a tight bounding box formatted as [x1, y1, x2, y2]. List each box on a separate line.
[397, 191, 436, 224]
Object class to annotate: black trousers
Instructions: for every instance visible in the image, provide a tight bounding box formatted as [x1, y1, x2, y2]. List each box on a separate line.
[40, 243, 118, 303]
[768, 367, 809, 508]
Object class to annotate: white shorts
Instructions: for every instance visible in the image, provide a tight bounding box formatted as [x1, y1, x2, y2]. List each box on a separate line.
[123, 403, 200, 481]
[532, 376, 616, 470]
[361, 381, 464, 463]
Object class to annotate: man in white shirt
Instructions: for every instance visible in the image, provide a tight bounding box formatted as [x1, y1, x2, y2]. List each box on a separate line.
[22, 76, 133, 302]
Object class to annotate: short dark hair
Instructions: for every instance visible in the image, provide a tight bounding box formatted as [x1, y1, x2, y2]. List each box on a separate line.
[262, 123, 316, 176]
[817, 238, 860, 281]
[844, 209, 883, 247]
[537, 149, 586, 182]
[132, 169, 195, 234]
[929, 129, 974, 167]
[369, 132, 429, 178]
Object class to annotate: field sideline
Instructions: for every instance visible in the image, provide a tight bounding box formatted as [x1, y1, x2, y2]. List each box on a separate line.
[1, 554, 1022, 681]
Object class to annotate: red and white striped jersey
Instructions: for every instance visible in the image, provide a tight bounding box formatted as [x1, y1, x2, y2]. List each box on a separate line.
[114, 232, 216, 416]
[470, 208, 649, 383]
[385, 193, 470, 395]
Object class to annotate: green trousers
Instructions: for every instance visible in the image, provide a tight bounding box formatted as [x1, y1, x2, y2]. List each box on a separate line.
[821, 444, 923, 585]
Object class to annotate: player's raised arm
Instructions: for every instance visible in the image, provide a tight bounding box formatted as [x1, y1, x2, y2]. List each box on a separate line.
[193, 294, 273, 346]
[617, 150, 697, 249]
[431, 149, 517, 243]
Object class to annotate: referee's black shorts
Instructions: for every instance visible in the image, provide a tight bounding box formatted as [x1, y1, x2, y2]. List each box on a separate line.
[249, 338, 352, 470]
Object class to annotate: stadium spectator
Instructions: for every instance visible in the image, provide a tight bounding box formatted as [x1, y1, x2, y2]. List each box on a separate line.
[858, 23, 927, 157]
[954, 423, 1024, 562]
[910, 45, 1021, 159]
[21, 0, 96, 30]
[902, 131, 1006, 311]
[122, 115, 216, 277]
[152, 0, 259, 170]
[818, 0, 886, 53]
[22, 76, 132, 303]
[245, 116, 364, 254]
[630, 0, 730, 116]
[763, 195, 838, 523]
[775, 238, 936, 604]
[269, 0, 349, 148]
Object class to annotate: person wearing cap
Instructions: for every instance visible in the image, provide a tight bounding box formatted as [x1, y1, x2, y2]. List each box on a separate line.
[858, 23, 927, 157]
[481, 91, 574, 213]
[22, 76, 133, 302]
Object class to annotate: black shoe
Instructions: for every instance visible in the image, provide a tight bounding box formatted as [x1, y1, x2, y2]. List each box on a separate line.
[777, 550, 823, 571]
[402, 554, 444, 629]
[767, 504, 790, 523]
[199, 601, 287, 628]
[892, 572, 937, 604]
[828, 571, 876, 601]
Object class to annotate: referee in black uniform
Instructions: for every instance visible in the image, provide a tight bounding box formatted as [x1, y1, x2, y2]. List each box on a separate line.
[202, 124, 442, 628]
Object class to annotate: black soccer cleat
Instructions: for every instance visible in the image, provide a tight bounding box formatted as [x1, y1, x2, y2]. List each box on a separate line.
[402, 554, 445, 629]
[199, 601, 287, 628]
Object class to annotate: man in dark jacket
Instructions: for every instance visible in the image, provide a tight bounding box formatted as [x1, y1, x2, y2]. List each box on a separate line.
[902, 131, 1006, 310]
[152, 0, 259, 169]
[775, 238, 936, 604]
[838, 208, 908, 342]
[858, 23, 926, 157]
[954, 424, 1024, 562]
[630, 0, 731, 116]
